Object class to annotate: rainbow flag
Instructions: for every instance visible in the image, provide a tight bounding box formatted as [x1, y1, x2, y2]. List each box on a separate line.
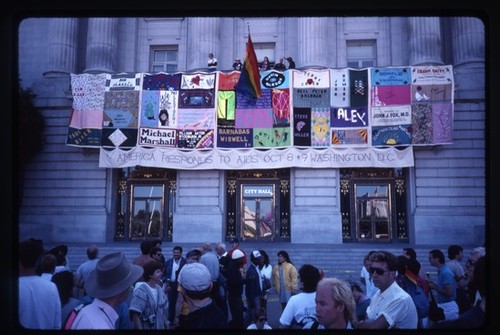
[234, 34, 262, 99]
[405, 269, 430, 294]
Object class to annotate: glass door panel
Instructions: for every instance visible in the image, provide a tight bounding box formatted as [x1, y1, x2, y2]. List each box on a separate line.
[259, 198, 274, 238]
[130, 185, 164, 239]
[240, 184, 275, 241]
[242, 198, 257, 239]
[355, 184, 391, 242]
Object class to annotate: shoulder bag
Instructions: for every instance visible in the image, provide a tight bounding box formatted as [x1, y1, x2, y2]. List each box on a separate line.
[428, 289, 445, 322]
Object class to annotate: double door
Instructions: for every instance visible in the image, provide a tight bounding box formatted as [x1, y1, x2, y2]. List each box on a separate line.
[237, 183, 278, 241]
[340, 168, 409, 243]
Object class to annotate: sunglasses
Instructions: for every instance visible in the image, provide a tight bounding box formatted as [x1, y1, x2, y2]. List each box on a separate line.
[258, 318, 267, 322]
[368, 267, 389, 275]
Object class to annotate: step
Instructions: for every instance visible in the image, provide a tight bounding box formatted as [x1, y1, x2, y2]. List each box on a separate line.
[44, 242, 476, 283]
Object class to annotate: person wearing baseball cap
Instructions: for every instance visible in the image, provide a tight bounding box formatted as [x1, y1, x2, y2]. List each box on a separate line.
[226, 248, 247, 328]
[177, 263, 227, 329]
[71, 252, 143, 329]
[175, 248, 202, 328]
[228, 238, 247, 266]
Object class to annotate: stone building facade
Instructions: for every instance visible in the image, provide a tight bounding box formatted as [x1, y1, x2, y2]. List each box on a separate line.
[17, 16, 486, 245]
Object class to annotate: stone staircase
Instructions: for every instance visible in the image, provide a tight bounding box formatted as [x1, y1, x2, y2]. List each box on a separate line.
[49, 241, 478, 284]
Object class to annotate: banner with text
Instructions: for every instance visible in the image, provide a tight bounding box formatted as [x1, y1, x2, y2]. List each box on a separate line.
[99, 146, 414, 170]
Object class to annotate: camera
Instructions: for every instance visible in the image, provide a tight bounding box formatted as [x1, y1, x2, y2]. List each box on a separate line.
[142, 314, 156, 326]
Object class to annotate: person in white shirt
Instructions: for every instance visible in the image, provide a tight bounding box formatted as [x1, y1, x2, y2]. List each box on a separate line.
[19, 239, 62, 329]
[71, 252, 143, 329]
[356, 251, 418, 329]
[258, 249, 273, 311]
[207, 53, 217, 70]
[415, 85, 430, 101]
[360, 251, 378, 298]
[246, 307, 272, 330]
[303, 277, 357, 329]
[279, 264, 321, 328]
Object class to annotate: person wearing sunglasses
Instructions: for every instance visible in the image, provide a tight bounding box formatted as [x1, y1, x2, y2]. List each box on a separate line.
[432, 255, 486, 329]
[246, 307, 272, 330]
[356, 251, 418, 329]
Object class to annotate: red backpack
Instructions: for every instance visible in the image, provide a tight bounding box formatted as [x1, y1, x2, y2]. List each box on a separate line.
[63, 302, 89, 330]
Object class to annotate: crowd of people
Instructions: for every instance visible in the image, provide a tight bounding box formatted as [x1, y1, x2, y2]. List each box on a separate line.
[206, 52, 297, 72]
[226, 53, 296, 72]
[18, 237, 487, 330]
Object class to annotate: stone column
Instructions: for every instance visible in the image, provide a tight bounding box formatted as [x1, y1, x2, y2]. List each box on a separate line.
[408, 17, 443, 65]
[43, 18, 79, 77]
[84, 18, 119, 73]
[298, 17, 329, 68]
[186, 17, 220, 70]
[451, 17, 485, 99]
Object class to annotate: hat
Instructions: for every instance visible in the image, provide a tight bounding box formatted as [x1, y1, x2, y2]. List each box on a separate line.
[85, 252, 143, 299]
[252, 250, 262, 259]
[178, 263, 212, 292]
[231, 249, 245, 259]
[230, 237, 239, 244]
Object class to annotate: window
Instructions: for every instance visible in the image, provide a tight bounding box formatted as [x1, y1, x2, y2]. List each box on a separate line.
[130, 185, 164, 238]
[151, 46, 178, 73]
[253, 42, 276, 65]
[346, 40, 376, 68]
[114, 167, 176, 241]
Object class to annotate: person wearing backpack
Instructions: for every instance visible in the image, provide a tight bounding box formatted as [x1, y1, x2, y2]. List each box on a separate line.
[396, 256, 430, 328]
[51, 270, 82, 329]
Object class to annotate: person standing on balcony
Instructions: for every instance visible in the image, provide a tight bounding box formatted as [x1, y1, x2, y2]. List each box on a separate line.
[208, 53, 218, 70]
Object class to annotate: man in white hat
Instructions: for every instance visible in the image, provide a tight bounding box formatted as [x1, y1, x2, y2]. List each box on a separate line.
[226, 248, 246, 328]
[177, 263, 227, 329]
[227, 238, 247, 266]
[71, 252, 143, 329]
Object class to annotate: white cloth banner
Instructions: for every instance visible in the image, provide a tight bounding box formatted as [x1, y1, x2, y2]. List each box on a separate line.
[99, 146, 414, 170]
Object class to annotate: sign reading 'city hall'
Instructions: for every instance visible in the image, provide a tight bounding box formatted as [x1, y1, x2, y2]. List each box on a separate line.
[66, 66, 454, 170]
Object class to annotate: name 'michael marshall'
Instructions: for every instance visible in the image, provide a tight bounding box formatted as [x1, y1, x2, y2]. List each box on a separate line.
[139, 128, 176, 146]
